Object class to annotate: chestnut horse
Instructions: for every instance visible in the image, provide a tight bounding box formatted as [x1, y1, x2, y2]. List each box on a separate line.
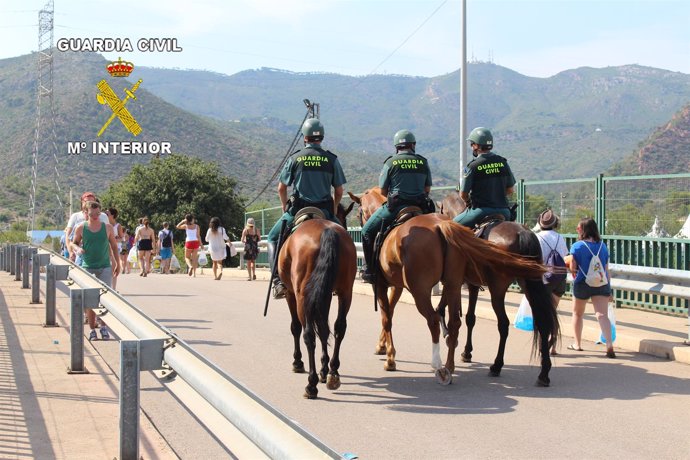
[349, 188, 554, 385]
[277, 208, 357, 399]
[438, 191, 560, 386]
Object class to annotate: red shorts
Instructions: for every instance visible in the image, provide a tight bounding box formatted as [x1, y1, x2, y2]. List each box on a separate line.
[185, 240, 200, 250]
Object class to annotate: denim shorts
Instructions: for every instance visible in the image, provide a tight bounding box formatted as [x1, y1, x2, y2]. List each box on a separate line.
[159, 247, 172, 260]
[572, 281, 611, 299]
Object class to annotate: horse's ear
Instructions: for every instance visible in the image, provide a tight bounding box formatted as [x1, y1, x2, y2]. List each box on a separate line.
[347, 191, 361, 204]
[344, 201, 354, 216]
[437, 202, 443, 213]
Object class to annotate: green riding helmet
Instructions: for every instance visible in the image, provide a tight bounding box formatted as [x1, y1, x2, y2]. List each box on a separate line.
[394, 129, 416, 147]
[467, 127, 493, 148]
[302, 118, 324, 138]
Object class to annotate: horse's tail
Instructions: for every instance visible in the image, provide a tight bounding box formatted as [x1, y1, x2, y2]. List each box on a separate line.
[437, 221, 546, 283]
[524, 278, 560, 355]
[520, 231, 560, 356]
[304, 226, 339, 339]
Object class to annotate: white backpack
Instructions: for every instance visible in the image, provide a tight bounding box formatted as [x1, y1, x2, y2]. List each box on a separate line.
[579, 242, 608, 287]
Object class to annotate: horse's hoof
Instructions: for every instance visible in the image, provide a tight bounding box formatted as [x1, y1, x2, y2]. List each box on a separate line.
[536, 376, 550, 387]
[461, 352, 472, 363]
[303, 387, 318, 399]
[320, 375, 327, 384]
[326, 374, 341, 390]
[292, 364, 305, 373]
[374, 346, 386, 355]
[384, 361, 396, 371]
[488, 366, 501, 377]
[435, 367, 452, 385]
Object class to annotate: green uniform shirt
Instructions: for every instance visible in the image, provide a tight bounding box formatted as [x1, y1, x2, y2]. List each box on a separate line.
[378, 149, 432, 201]
[81, 222, 111, 269]
[280, 144, 346, 203]
[461, 152, 515, 208]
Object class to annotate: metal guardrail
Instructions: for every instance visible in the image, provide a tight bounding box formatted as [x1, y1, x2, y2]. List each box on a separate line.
[0, 243, 343, 460]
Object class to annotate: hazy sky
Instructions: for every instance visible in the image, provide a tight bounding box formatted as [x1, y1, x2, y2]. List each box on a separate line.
[1, 0, 688, 78]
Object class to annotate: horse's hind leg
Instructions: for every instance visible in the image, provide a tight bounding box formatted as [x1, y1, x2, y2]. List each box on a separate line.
[461, 285, 479, 363]
[409, 288, 451, 385]
[286, 294, 305, 373]
[377, 284, 397, 371]
[435, 290, 449, 338]
[488, 283, 511, 377]
[327, 292, 351, 390]
[375, 286, 402, 355]
[441, 285, 463, 378]
[302, 321, 319, 399]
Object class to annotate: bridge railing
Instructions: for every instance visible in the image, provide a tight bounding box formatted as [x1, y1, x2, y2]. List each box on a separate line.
[0, 243, 343, 460]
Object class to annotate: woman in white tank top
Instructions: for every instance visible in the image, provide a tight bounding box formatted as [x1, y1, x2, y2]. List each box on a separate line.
[177, 213, 200, 277]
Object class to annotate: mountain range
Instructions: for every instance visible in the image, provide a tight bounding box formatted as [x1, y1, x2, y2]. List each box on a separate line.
[1, 51, 689, 221]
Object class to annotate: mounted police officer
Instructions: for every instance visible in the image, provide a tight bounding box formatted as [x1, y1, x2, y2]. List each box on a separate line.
[453, 127, 516, 228]
[267, 117, 347, 298]
[360, 129, 433, 284]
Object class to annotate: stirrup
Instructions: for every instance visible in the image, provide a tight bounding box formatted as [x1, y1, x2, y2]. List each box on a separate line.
[272, 281, 287, 299]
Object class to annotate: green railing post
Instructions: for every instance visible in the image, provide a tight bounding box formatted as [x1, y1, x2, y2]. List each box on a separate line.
[516, 179, 525, 224]
[595, 173, 605, 231]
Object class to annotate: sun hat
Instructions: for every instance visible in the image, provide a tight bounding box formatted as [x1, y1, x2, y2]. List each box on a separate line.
[538, 209, 559, 230]
[247, 217, 255, 226]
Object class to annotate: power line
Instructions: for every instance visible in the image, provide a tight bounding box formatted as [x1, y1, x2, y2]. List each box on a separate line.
[244, 101, 319, 208]
[363, 0, 448, 77]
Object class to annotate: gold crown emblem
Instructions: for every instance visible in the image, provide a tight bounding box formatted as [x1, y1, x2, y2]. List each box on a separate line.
[106, 57, 134, 77]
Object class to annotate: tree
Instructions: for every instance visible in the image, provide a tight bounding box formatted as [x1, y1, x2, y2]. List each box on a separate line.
[101, 154, 246, 241]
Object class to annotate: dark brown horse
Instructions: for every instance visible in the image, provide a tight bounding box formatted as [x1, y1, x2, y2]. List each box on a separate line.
[348, 188, 554, 385]
[438, 191, 560, 386]
[277, 208, 357, 399]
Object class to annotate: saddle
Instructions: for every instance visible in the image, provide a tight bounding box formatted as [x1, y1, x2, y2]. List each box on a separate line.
[473, 214, 506, 239]
[293, 206, 325, 227]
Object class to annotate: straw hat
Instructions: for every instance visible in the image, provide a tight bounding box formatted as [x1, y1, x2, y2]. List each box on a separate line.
[538, 209, 559, 230]
[247, 217, 255, 227]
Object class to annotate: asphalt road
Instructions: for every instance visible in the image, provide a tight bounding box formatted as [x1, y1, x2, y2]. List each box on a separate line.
[89, 270, 690, 459]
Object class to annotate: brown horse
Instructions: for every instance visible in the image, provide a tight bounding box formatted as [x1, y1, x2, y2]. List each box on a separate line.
[277, 209, 357, 399]
[438, 191, 560, 386]
[348, 188, 554, 385]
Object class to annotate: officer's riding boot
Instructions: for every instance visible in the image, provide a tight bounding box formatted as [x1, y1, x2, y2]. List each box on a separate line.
[360, 235, 375, 284]
[267, 242, 286, 299]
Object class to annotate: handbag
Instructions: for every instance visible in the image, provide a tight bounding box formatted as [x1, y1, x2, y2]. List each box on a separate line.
[228, 242, 238, 257]
[514, 295, 534, 331]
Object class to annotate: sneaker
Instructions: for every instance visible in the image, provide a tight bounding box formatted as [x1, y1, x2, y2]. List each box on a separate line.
[361, 272, 375, 284]
[272, 281, 287, 299]
[88, 330, 98, 341]
[100, 326, 110, 340]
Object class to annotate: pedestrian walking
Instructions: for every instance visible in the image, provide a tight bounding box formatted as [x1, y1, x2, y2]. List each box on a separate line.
[205, 217, 230, 280]
[241, 217, 260, 281]
[70, 201, 120, 340]
[177, 214, 201, 277]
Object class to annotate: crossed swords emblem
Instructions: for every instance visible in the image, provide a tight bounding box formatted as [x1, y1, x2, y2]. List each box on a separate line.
[96, 79, 143, 136]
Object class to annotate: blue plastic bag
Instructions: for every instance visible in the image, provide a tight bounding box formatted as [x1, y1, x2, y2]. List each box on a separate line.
[600, 302, 617, 343]
[514, 295, 534, 331]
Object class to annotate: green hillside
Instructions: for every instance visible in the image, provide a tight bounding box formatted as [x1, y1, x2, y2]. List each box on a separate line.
[135, 63, 690, 181]
[2, 51, 689, 226]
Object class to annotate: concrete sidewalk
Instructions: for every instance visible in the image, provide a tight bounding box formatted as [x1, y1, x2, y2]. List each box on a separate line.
[0, 273, 177, 459]
[240, 267, 690, 365]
